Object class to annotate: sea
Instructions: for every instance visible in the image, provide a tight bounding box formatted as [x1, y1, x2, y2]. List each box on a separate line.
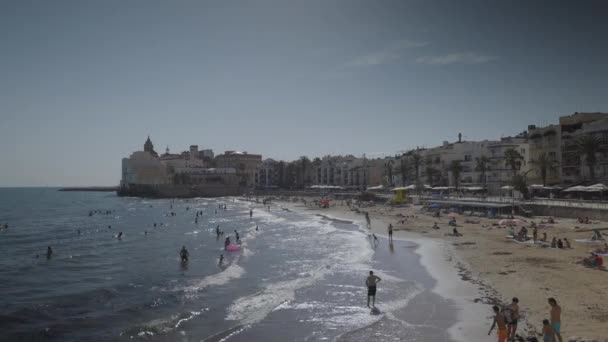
[0, 188, 457, 342]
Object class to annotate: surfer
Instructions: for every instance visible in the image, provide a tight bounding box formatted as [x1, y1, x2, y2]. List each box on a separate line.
[46, 246, 53, 259]
[180, 246, 189, 262]
[366, 271, 381, 307]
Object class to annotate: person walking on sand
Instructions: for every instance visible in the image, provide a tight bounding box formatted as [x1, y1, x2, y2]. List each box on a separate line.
[388, 224, 393, 241]
[488, 305, 507, 342]
[365, 271, 381, 307]
[548, 298, 562, 342]
[507, 297, 520, 341]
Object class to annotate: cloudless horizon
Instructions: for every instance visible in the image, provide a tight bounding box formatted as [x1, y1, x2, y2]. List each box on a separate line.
[1, 0, 607, 186]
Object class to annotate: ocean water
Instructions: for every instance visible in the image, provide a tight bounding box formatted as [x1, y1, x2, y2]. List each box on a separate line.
[0, 188, 456, 342]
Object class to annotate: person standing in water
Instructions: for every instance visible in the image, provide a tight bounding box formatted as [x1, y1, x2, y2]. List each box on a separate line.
[250, 209, 253, 218]
[216, 225, 221, 236]
[365, 212, 371, 229]
[224, 237, 231, 249]
[219, 254, 224, 265]
[235, 230, 240, 242]
[46, 246, 53, 259]
[388, 224, 393, 241]
[180, 246, 189, 262]
[365, 271, 381, 307]
[256, 225, 259, 231]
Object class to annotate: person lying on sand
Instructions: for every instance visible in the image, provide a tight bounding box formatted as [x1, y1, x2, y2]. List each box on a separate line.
[577, 253, 604, 268]
[593, 243, 608, 254]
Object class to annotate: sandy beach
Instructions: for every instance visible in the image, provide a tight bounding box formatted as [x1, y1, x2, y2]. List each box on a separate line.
[277, 197, 608, 342]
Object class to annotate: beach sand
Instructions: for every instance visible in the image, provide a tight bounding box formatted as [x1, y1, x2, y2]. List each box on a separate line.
[276, 198, 608, 341]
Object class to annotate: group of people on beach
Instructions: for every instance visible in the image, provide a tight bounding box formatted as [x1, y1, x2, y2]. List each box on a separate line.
[489, 297, 562, 342]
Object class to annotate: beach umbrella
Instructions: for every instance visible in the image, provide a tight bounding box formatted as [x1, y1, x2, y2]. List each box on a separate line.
[564, 185, 587, 192]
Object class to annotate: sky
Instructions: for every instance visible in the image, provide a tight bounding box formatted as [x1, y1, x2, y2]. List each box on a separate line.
[1, 0, 607, 186]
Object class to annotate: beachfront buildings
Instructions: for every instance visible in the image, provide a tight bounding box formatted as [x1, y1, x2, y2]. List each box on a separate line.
[119, 137, 258, 197]
[306, 155, 384, 190]
[215, 151, 262, 188]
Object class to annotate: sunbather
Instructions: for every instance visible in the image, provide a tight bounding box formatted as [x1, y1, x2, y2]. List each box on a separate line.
[593, 242, 608, 254]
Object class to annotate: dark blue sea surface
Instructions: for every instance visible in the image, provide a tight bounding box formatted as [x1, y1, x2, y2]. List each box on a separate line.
[0, 188, 455, 342]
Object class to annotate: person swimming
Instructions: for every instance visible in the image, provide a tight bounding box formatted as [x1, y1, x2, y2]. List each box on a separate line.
[180, 246, 189, 262]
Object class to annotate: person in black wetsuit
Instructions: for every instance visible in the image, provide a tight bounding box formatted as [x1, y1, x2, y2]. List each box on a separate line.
[180, 246, 189, 262]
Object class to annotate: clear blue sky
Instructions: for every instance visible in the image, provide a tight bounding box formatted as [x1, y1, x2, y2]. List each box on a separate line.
[1, 0, 607, 186]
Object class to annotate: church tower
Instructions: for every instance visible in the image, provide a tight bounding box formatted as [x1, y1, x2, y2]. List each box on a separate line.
[144, 136, 154, 153]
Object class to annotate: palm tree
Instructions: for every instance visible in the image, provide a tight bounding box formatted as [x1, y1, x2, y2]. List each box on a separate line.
[298, 156, 311, 187]
[448, 160, 464, 189]
[576, 135, 603, 181]
[424, 156, 436, 185]
[475, 155, 491, 186]
[411, 152, 422, 182]
[504, 148, 523, 176]
[397, 158, 411, 186]
[530, 152, 559, 186]
[384, 160, 395, 187]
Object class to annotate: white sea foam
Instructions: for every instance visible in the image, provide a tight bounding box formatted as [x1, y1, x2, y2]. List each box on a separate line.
[225, 270, 325, 324]
[184, 264, 245, 293]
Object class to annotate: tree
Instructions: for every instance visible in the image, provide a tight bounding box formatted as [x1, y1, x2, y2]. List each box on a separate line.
[511, 173, 529, 199]
[424, 156, 437, 185]
[297, 156, 311, 188]
[475, 155, 492, 186]
[504, 148, 523, 176]
[530, 152, 559, 186]
[398, 157, 412, 186]
[384, 160, 395, 187]
[576, 135, 603, 181]
[448, 160, 464, 189]
[411, 152, 422, 182]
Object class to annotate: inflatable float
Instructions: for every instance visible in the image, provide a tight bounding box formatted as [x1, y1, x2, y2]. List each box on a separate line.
[225, 244, 241, 252]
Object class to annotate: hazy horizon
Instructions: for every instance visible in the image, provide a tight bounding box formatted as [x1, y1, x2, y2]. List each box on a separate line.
[2, 0, 607, 187]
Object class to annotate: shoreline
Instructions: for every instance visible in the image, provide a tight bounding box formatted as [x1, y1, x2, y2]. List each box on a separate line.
[274, 199, 488, 342]
[271, 197, 608, 341]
